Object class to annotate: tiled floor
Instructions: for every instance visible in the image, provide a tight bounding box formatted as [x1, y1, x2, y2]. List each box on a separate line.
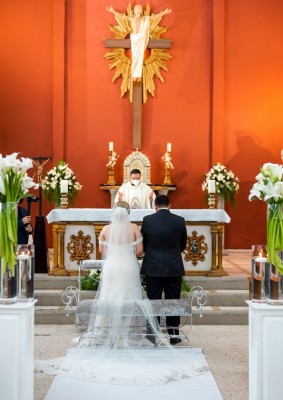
[222, 249, 251, 277]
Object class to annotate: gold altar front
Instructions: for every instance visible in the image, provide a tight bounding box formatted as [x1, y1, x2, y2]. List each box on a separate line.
[46, 209, 230, 277]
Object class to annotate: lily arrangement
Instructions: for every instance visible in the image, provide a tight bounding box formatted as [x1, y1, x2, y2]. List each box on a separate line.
[249, 162, 283, 273]
[202, 162, 240, 205]
[0, 153, 38, 274]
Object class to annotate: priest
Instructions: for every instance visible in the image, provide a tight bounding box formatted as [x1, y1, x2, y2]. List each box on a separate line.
[114, 169, 155, 209]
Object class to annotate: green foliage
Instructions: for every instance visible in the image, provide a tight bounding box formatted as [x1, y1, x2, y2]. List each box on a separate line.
[81, 271, 191, 293]
[80, 270, 101, 291]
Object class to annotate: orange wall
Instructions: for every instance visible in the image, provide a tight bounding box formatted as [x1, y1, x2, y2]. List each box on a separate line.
[1, 0, 283, 249]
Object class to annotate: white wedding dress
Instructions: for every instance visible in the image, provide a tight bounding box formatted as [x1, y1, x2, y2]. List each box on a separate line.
[36, 207, 207, 385]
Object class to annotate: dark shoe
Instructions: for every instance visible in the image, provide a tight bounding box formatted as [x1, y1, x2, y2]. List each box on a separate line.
[170, 337, 182, 345]
[145, 335, 156, 345]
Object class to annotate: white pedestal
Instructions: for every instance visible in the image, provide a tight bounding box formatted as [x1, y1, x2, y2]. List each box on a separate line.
[248, 300, 283, 400]
[0, 301, 36, 400]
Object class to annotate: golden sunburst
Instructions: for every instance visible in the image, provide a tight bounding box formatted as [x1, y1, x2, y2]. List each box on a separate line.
[104, 4, 172, 103]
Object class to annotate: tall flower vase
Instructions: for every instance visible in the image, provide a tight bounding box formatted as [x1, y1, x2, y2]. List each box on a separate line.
[267, 204, 283, 274]
[0, 202, 18, 304]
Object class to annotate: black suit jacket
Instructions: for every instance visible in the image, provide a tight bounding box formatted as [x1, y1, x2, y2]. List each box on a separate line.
[17, 206, 31, 244]
[141, 209, 187, 277]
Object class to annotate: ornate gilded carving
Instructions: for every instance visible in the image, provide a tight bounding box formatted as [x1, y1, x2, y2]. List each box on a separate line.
[104, 4, 172, 103]
[183, 230, 208, 266]
[123, 150, 151, 183]
[67, 230, 94, 265]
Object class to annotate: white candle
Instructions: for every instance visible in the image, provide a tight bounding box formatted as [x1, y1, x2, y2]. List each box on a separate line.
[207, 180, 216, 193]
[60, 180, 68, 193]
[17, 254, 29, 261]
[109, 142, 114, 151]
[167, 143, 171, 152]
[255, 257, 267, 263]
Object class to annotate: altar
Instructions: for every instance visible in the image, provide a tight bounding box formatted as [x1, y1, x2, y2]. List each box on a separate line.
[46, 208, 230, 277]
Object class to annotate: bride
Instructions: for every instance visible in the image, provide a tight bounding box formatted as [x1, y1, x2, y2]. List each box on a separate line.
[36, 201, 206, 385]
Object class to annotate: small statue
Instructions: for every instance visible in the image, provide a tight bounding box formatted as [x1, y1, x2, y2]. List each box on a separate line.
[106, 151, 119, 169]
[162, 151, 174, 171]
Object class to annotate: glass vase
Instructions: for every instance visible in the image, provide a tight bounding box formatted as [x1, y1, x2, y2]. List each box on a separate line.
[266, 259, 283, 305]
[16, 244, 35, 302]
[251, 245, 268, 302]
[0, 202, 18, 304]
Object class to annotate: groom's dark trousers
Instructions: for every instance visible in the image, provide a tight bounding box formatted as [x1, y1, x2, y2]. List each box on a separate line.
[141, 209, 187, 336]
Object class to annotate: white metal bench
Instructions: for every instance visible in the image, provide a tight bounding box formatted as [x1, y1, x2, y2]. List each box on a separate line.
[62, 260, 207, 347]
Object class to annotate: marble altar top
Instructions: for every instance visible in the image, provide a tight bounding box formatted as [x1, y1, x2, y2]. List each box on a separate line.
[46, 208, 231, 223]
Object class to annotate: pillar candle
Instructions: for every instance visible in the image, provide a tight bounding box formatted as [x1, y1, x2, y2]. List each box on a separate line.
[60, 180, 68, 193]
[207, 180, 216, 193]
[167, 142, 171, 152]
[109, 142, 114, 151]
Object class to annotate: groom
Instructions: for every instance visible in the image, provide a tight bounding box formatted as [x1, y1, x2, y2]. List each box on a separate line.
[141, 195, 187, 344]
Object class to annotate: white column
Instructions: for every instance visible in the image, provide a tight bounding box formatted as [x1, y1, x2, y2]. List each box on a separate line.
[248, 300, 283, 400]
[0, 301, 36, 400]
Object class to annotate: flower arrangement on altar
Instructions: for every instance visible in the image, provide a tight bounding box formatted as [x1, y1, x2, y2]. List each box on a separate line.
[249, 162, 283, 273]
[41, 160, 83, 206]
[202, 162, 240, 205]
[0, 152, 38, 274]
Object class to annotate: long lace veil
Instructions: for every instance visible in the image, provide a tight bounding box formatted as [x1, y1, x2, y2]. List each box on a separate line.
[83, 204, 161, 349]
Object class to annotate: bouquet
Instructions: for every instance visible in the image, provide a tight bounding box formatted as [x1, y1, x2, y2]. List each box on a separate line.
[41, 160, 83, 205]
[202, 162, 240, 205]
[249, 163, 283, 273]
[0, 152, 39, 273]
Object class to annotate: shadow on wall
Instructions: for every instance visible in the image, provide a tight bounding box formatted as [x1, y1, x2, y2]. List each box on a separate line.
[225, 131, 276, 249]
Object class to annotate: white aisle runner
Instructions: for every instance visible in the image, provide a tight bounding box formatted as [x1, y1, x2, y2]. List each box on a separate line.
[44, 348, 222, 400]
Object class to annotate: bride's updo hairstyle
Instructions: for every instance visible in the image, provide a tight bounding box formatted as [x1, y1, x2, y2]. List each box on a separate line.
[114, 201, 130, 214]
[108, 201, 132, 246]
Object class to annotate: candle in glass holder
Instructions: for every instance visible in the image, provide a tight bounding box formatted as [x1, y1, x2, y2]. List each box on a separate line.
[252, 256, 267, 301]
[167, 143, 171, 152]
[60, 180, 68, 193]
[109, 142, 114, 151]
[207, 180, 216, 194]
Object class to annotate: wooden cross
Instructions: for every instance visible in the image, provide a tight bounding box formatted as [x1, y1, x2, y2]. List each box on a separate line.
[104, 38, 172, 149]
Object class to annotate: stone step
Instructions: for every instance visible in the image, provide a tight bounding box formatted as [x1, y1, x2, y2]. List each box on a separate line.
[34, 289, 249, 307]
[34, 305, 248, 325]
[35, 274, 250, 291]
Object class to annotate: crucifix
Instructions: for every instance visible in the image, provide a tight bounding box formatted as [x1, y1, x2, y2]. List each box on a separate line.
[104, 5, 172, 149]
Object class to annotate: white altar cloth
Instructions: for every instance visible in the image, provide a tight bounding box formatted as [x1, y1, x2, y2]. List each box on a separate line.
[46, 208, 231, 224]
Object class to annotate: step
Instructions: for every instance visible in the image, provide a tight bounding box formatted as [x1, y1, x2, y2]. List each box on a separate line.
[34, 305, 248, 325]
[34, 274, 249, 291]
[34, 289, 249, 307]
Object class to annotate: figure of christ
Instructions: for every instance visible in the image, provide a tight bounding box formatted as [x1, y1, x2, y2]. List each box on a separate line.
[106, 4, 172, 81]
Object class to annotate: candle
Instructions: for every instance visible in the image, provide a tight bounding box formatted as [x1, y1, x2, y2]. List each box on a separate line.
[167, 143, 171, 152]
[207, 180, 216, 194]
[109, 142, 114, 151]
[17, 254, 29, 261]
[60, 180, 68, 193]
[255, 257, 267, 263]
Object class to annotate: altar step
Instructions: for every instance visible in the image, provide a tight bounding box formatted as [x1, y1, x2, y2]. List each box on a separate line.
[34, 274, 250, 325]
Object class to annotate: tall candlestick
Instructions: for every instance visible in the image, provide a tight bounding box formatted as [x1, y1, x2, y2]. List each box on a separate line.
[167, 142, 171, 152]
[207, 180, 216, 193]
[109, 142, 114, 151]
[60, 180, 68, 193]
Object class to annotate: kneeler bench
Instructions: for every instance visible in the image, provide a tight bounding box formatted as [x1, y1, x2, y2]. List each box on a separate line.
[62, 260, 207, 347]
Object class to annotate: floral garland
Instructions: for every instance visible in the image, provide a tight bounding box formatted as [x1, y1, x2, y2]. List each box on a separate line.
[0, 152, 39, 274]
[202, 162, 240, 205]
[249, 162, 283, 273]
[41, 160, 82, 205]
